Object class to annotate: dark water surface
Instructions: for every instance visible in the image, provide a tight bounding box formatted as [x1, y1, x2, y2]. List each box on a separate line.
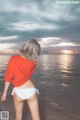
[0, 54, 80, 120]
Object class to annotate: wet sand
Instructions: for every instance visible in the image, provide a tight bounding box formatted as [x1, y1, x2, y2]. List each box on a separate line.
[0, 81, 80, 120]
[0, 94, 80, 120]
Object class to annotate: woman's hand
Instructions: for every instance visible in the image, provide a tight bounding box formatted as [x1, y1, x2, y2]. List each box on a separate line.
[1, 93, 7, 101]
[1, 81, 10, 101]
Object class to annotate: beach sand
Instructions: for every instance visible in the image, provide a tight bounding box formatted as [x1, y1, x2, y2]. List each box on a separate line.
[0, 94, 80, 120]
[0, 81, 80, 120]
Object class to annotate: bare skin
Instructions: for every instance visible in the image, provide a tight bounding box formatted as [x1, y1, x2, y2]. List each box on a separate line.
[1, 82, 10, 101]
[15, 79, 35, 89]
[1, 55, 40, 120]
[1, 80, 40, 120]
[13, 80, 40, 120]
[27, 92, 40, 120]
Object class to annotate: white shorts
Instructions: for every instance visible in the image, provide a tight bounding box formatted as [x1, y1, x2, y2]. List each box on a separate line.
[12, 88, 39, 100]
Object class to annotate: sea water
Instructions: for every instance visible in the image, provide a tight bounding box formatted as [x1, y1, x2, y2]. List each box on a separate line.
[0, 54, 80, 119]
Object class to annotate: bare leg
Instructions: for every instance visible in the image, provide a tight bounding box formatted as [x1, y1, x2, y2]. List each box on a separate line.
[13, 93, 24, 120]
[27, 93, 40, 120]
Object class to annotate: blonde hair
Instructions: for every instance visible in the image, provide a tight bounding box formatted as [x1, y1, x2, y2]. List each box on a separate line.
[19, 39, 41, 61]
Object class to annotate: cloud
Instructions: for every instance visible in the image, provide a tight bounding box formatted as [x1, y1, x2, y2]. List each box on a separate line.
[39, 37, 80, 48]
[0, 36, 18, 40]
[39, 37, 62, 48]
[0, 0, 78, 23]
[0, 43, 17, 50]
[0, 36, 19, 52]
[0, 0, 80, 50]
[10, 22, 58, 31]
[57, 42, 80, 47]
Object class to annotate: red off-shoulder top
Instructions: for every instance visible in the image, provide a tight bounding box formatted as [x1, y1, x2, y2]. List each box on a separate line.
[4, 55, 36, 87]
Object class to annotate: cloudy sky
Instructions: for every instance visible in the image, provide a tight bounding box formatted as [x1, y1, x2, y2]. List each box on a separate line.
[0, 0, 80, 53]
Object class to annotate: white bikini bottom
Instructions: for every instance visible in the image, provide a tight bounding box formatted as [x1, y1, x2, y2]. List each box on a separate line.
[12, 88, 39, 100]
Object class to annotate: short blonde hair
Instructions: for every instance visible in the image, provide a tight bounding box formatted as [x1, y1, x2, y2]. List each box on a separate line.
[19, 39, 41, 61]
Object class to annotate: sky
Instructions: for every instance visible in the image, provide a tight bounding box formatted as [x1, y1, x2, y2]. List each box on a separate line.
[0, 0, 80, 54]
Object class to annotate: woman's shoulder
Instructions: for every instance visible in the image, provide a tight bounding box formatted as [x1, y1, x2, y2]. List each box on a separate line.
[9, 55, 20, 61]
[10, 55, 36, 64]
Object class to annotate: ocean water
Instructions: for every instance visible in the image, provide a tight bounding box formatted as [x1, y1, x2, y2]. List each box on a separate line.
[0, 54, 80, 119]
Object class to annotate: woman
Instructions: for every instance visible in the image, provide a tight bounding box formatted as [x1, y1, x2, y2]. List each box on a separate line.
[1, 39, 41, 120]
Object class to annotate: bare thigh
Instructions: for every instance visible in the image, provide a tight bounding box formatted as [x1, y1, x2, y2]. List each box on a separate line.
[27, 93, 40, 120]
[13, 93, 24, 120]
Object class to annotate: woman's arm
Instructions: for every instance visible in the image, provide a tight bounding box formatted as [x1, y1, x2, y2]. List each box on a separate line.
[1, 57, 13, 101]
[1, 81, 10, 101]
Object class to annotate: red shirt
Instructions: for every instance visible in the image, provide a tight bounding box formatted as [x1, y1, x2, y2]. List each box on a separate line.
[4, 55, 36, 87]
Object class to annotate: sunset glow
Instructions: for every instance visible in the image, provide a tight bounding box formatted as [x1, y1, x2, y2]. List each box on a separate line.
[61, 50, 74, 54]
[58, 42, 77, 46]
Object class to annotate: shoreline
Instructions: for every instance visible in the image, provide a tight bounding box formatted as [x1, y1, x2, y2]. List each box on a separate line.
[0, 94, 80, 120]
[0, 80, 80, 120]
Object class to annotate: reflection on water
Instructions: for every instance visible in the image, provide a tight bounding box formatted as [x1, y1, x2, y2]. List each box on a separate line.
[58, 55, 73, 73]
[37, 55, 80, 90]
[0, 54, 80, 118]
[0, 55, 10, 68]
[38, 55, 60, 77]
[58, 55, 75, 83]
[0, 54, 80, 86]
[0, 54, 80, 92]
[0, 55, 11, 80]
[39, 55, 50, 71]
